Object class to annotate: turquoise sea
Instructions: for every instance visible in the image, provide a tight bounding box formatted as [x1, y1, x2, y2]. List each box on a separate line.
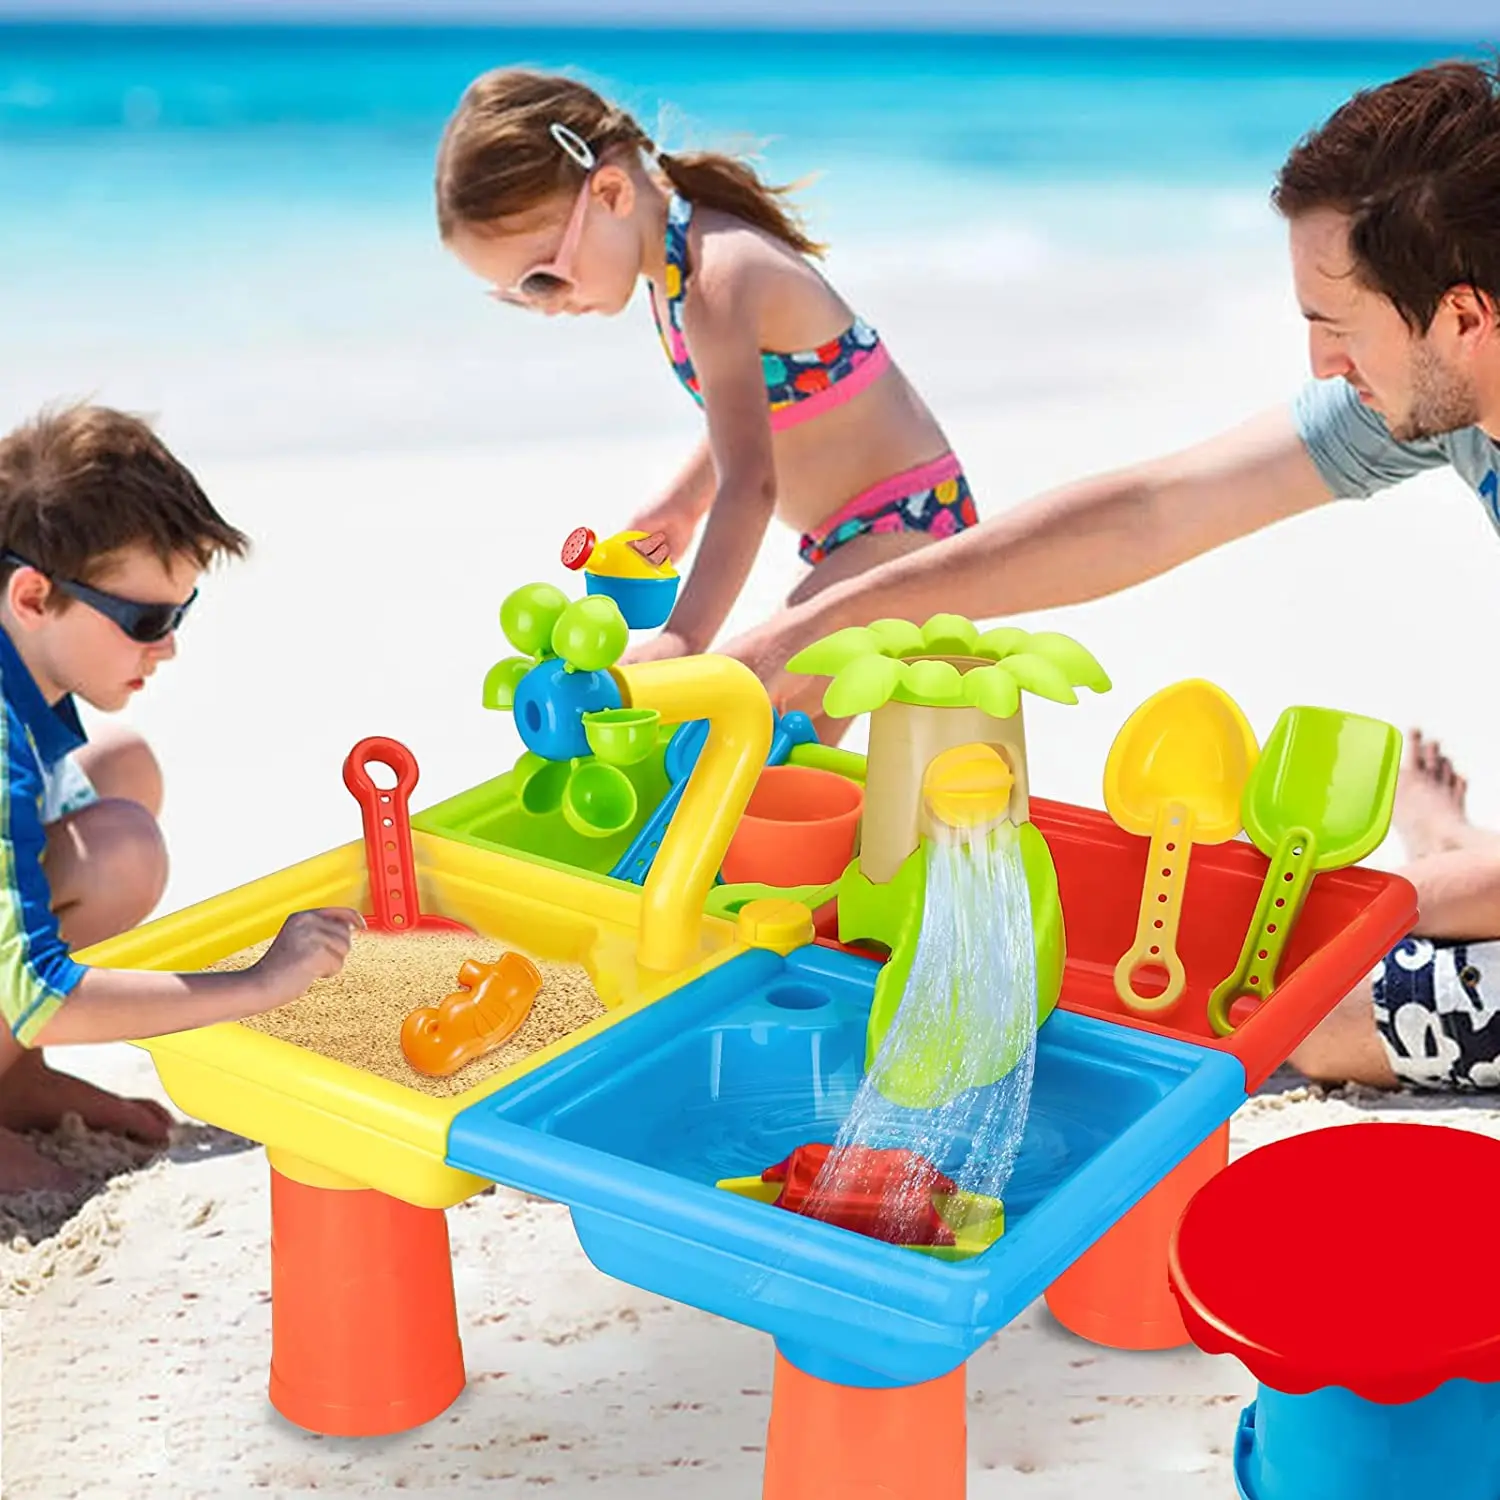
[0, 24, 1487, 455]
[2, 27, 1485, 233]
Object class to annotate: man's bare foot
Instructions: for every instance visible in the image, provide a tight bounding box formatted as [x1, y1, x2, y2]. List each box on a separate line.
[1393, 729, 1494, 858]
[0, 1127, 80, 1194]
[0, 1050, 174, 1145]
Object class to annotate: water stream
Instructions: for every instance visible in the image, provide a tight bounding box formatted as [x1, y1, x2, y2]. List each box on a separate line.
[806, 819, 1040, 1246]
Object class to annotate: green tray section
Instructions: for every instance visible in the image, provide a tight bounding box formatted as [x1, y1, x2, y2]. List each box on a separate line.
[413, 740, 868, 891]
[413, 735, 672, 879]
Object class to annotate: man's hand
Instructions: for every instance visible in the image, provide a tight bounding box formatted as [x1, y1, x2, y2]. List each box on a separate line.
[251, 908, 364, 1007]
[619, 630, 695, 667]
[719, 608, 829, 718]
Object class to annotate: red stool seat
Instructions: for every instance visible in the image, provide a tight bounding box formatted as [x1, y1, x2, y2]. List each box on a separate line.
[1169, 1122, 1500, 1404]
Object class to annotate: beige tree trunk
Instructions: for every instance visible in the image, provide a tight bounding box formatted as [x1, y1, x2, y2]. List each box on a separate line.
[859, 658, 1031, 884]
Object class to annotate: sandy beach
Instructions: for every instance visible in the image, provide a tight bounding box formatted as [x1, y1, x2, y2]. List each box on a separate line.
[5, 24, 1500, 1492]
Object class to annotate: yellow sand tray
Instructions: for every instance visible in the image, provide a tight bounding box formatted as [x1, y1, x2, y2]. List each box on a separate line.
[715, 1175, 1006, 1262]
[81, 830, 741, 1209]
[223, 932, 605, 1098]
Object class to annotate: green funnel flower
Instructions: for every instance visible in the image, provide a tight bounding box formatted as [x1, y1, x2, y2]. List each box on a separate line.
[787, 615, 1110, 719]
[483, 583, 645, 843]
[483, 583, 630, 711]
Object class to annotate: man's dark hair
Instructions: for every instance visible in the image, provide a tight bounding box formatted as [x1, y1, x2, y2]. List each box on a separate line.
[0, 403, 247, 587]
[1273, 59, 1500, 331]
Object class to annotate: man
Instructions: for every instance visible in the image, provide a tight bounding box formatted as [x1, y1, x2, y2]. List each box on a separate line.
[725, 60, 1500, 1092]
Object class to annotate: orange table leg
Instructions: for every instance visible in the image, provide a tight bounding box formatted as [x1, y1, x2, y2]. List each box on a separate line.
[267, 1158, 466, 1436]
[1044, 1121, 1230, 1350]
[763, 1351, 966, 1500]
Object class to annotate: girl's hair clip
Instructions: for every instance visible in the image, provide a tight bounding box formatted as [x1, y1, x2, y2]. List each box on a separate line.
[549, 122, 597, 171]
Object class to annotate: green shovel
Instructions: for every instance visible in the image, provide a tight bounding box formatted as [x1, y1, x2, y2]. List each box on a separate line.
[1207, 706, 1401, 1036]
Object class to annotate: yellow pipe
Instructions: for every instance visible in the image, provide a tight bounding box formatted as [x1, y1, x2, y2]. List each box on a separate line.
[615, 656, 773, 972]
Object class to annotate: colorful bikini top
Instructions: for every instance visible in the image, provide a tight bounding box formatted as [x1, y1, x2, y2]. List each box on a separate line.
[648, 194, 892, 432]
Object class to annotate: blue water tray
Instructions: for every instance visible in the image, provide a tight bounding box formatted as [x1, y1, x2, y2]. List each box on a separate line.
[447, 945, 1247, 1388]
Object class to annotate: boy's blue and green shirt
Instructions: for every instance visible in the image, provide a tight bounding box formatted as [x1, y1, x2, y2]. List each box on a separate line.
[0, 626, 88, 1044]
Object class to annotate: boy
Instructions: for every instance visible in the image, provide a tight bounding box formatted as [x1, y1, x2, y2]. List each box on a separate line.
[0, 404, 361, 1194]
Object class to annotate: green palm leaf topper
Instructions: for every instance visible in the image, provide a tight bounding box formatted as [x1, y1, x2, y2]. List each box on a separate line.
[787, 615, 1110, 719]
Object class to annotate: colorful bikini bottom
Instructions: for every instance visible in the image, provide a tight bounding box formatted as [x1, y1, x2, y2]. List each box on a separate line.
[798, 452, 979, 567]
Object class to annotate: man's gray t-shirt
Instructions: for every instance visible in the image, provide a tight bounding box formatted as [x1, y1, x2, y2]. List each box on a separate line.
[1293, 377, 1500, 527]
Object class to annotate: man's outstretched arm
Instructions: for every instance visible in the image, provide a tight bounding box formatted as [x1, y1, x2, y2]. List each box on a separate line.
[726, 404, 1335, 696]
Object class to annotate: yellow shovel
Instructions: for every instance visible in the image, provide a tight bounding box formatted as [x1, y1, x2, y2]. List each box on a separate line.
[1104, 681, 1259, 1014]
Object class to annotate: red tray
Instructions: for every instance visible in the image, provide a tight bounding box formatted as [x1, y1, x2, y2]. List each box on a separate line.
[812, 795, 1417, 1092]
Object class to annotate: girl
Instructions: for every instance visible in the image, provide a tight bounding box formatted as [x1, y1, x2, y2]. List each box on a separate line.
[435, 70, 978, 721]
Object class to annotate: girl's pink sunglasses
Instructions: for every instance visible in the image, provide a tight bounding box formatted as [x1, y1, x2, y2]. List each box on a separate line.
[491, 123, 598, 310]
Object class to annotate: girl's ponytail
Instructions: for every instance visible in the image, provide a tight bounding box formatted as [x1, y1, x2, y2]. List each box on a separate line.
[437, 68, 823, 257]
[654, 150, 824, 258]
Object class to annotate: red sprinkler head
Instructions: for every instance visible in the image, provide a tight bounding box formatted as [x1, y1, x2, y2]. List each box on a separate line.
[561, 527, 596, 570]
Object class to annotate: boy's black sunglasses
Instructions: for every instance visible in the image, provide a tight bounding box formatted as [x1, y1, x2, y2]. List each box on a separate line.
[1, 551, 197, 644]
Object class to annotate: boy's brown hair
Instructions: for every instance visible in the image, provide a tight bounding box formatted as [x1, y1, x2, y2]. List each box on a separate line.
[0, 403, 248, 588]
[1272, 59, 1500, 332]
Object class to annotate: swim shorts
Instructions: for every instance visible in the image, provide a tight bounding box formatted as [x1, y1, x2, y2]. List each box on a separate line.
[39, 752, 99, 825]
[1371, 936, 1500, 1089]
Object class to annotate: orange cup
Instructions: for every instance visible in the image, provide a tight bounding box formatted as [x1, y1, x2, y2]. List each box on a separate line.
[721, 765, 863, 888]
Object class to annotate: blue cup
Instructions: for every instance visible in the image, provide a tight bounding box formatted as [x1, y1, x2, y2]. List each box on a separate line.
[585, 573, 680, 631]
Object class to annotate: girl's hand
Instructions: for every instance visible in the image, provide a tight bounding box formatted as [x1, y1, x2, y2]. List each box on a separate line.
[620, 630, 694, 667]
[627, 504, 699, 567]
[629, 530, 674, 569]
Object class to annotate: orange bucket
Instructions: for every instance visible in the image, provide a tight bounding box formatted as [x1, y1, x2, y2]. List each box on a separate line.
[721, 765, 863, 888]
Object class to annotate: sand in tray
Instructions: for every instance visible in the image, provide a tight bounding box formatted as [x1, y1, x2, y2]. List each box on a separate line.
[212, 930, 605, 1098]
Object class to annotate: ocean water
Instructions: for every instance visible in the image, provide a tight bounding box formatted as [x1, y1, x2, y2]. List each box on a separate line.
[0, 24, 1484, 455]
[1, 27, 1481, 236]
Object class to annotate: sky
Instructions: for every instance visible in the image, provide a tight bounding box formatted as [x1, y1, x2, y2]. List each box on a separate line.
[0, 0, 1490, 37]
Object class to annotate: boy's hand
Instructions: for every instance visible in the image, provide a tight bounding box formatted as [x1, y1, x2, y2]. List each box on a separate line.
[620, 630, 693, 667]
[251, 908, 364, 1007]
